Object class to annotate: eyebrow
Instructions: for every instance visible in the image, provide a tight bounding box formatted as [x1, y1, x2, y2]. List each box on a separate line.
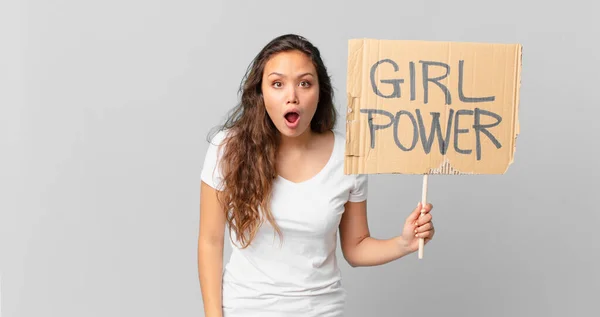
[267, 72, 315, 78]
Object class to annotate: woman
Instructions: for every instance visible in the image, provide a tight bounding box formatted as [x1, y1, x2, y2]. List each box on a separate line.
[198, 34, 435, 317]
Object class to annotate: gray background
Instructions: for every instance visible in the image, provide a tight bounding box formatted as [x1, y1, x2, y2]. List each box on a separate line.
[1, 0, 598, 316]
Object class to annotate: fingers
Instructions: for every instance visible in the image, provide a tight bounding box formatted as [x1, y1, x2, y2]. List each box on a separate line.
[415, 222, 433, 234]
[408, 202, 433, 222]
[413, 209, 435, 240]
[415, 224, 435, 239]
[414, 213, 432, 227]
[408, 203, 422, 222]
[420, 202, 433, 214]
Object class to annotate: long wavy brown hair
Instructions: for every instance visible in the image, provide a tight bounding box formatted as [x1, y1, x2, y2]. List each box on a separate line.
[207, 34, 337, 248]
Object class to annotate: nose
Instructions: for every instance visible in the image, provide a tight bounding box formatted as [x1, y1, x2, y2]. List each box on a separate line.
[286, 86, 298, 104]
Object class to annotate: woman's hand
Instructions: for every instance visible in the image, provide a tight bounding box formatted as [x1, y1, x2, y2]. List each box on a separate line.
[398, 202, 435, 253]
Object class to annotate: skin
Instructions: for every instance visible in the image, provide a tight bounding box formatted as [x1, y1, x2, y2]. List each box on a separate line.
[198, 181, 225, 317]
[261, 50, 333, 183]
[198, 50, 435, 317]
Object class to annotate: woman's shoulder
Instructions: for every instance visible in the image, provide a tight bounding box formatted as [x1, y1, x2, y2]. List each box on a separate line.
[332, 129, 348, 156]
[201, 128, 232, 190]
[332, 129, 346, 142]
[331, 129, 369, 201]
[207, 128, 232, 147]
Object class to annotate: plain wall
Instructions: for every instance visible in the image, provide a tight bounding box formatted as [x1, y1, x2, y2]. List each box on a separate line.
[1, 0, 598, 316]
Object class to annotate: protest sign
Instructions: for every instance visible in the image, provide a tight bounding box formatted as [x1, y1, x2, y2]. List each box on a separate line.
[345, 39, 522, 258]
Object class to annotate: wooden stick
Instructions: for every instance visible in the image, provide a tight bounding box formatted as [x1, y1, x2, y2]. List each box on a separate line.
[418, 174, 428, 259]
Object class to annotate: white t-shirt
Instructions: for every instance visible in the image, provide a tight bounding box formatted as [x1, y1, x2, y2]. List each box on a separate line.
[200, 129, 368, 317]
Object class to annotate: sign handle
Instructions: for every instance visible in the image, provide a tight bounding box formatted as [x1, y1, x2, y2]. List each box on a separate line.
[418, 174, 429, 259]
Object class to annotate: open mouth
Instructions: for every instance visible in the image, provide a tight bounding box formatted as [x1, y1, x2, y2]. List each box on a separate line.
[284, 111, 300, 124]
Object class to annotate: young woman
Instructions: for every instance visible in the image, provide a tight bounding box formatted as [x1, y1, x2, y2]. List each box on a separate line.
[198, 34, 435, 317]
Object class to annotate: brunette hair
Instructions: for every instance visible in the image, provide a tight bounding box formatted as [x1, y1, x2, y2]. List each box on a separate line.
[208, 34, 336, 248]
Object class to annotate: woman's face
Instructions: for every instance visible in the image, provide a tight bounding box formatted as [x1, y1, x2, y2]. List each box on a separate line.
[261, 50, 319, 138]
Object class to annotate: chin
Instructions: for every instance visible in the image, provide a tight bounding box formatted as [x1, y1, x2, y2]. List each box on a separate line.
[276, 123, 310, 138]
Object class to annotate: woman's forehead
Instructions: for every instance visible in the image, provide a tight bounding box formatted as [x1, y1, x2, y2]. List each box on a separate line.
[264, 51, 316, 75]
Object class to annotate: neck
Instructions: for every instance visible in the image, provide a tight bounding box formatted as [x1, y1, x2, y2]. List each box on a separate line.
[278, 129, 315, 152]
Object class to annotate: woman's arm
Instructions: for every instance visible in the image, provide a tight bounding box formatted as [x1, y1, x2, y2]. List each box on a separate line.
[198, 181, 226, 317]
[339, 200, 434, 267]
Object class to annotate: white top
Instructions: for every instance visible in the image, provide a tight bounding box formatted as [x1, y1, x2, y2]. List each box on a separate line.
[200, 129, 368, 317]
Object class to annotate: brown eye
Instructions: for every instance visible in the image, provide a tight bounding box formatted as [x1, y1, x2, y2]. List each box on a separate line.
[300, 81, 311, 87]
[273, 82, 282, 88]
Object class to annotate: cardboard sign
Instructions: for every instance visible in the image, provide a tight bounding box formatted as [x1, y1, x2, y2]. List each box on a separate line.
[344, 39, 522, 175]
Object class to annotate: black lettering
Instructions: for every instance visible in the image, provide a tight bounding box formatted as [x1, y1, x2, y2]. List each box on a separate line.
[360, 109, 394, 148]
[359, 107, 504, 159]
[420, 61, 451, 105]
[370, 59, 403, 98]
[393, 110, 418, 151]
[454, 110, 473, 154]
[415, 109, 454, 154]
[458, 60, 495, 103]
[473, 108, 502, 160]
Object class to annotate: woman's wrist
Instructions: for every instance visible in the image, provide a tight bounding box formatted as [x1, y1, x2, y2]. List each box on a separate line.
[394, 235, 414, 255]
